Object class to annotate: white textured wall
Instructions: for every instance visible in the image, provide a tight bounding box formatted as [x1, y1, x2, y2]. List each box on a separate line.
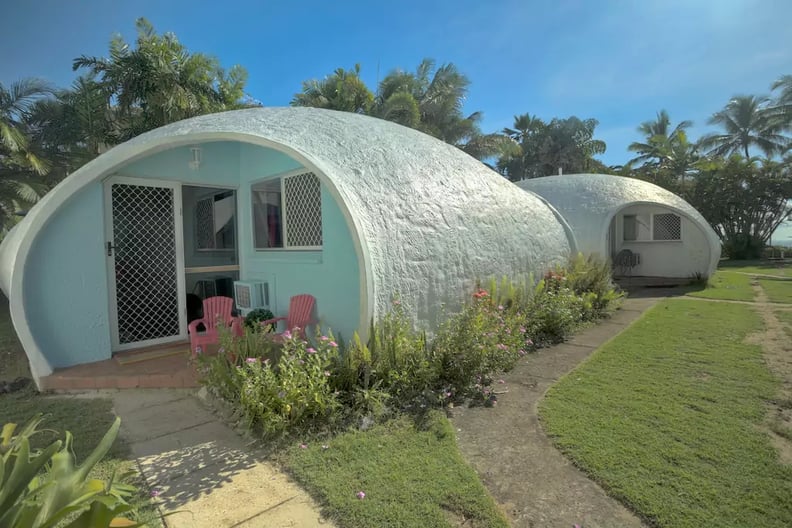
[617, 204, 711, 277]
[0, 108, 571, 385]
[517, 174, 721, 278]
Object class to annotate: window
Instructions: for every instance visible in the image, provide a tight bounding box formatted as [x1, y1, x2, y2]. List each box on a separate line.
[622, 212, 682, 242]
[623, 215, 637, 241]
[195, 190, 235, 250]
[653, 213, 682, 240]
[252, 171, 322, 249]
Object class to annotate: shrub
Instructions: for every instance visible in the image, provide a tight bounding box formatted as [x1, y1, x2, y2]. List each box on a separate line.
[433, 286, 529, 400]
[199, 254, 622, 435]
[244, 308, 276, 331]
[199, 328, 341, 436]
[0, 415, 140, 528]
[332, 301, 438, 415]
[560, 253, 623, 317]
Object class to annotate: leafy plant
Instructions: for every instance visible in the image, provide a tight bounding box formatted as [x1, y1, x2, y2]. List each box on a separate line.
[243, 308, 275, 331]
[0, 415, 142, 528]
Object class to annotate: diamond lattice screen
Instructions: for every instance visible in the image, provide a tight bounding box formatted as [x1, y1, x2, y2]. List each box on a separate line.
[111, 184, 180, 344]
[283, 172, 322, 247]
[195, 197, 214, 249]
[653, 213, 682, 240]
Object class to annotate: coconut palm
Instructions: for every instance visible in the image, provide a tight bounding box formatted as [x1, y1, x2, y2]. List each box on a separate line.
[291, 64, 374, 113]
[770, 74, 792, 131]
[497, 114, 606, 180]
[700, 95, 789, 158]
[73, 18, 248, 141]
[0, 78, 53, 174]
[628, 110, 693, 166]
[374, 59, 471, 142]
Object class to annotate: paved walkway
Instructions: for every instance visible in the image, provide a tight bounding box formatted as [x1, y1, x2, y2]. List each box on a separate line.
[110, 390, 333, 527]
[451, 295, 667, 528]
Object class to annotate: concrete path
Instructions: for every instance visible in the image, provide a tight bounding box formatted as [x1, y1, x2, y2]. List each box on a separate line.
[110, 390, 333, 528]
[451, 296, 666, 528]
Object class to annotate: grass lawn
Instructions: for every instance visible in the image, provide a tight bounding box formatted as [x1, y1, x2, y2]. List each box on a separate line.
[718, 260, 792, 277]
[686, 270, 756, 301]
[758, 277, 792, 303]
[0, 297, 160, 526]
[539, 299, 792, 528]
[286, 411, 509, 528]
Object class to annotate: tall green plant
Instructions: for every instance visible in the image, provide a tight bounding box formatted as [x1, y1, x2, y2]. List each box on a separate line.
[0, 415, 141, 528]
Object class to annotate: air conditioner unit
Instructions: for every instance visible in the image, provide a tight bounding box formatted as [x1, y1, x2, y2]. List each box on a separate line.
[233, 281, 269, 312]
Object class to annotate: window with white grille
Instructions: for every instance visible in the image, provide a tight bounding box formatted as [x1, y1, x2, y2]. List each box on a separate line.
[195, 190, 236, 250]
[252, 171, 322, 249]
[653, 213, 681, 241]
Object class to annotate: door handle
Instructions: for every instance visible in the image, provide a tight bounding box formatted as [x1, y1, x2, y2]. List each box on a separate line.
[107, 241, 115, 256]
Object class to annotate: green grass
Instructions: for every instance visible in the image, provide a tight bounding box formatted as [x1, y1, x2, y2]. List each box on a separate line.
[0, 297, 161, 526]
[719, 260, 792, 277]
[286, 411, 509, 528]
[686, 271, 756, 301]
[540, 299, 792, 528]
[758, 278, 792, 304]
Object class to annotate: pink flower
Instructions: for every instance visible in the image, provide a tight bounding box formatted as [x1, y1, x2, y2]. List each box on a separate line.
[497, 379, 505, 384]
[150, 489, 162, 498]
[299, 443, 308, 449]
[307, 347, 317, 354]
[218, 347, 225, 354]
[329, 341, 338, 347]
[356, 491, 366, 500]
[246, 357, 257, 364]
[393, 299, 401, 306]
[496, 343, 508, 351]
[525, 338, 534, 346]
[282, 330, 292, 339]
[519, 327, 526, 333]
[498, 305, 504, 310]
[319, 336, 329, 341]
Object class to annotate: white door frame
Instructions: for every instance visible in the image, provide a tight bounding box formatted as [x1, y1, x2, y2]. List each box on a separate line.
[104, 176, 187, 352]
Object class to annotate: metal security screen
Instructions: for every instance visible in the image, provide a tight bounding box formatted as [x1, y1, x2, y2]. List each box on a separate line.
[111, 183, 180, 345]
[653, 213, 682, 240]
[283, 172, 322, 247]
[195, 197, 215, 249]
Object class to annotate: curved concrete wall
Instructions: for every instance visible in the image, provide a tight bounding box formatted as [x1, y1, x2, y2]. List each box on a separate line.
[0, 107, 571, 382]
[516, 173, 721, 278]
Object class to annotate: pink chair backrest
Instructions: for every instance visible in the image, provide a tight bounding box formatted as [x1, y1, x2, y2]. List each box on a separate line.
[202, 296, 235, 329]
[286, 294, 316, 331]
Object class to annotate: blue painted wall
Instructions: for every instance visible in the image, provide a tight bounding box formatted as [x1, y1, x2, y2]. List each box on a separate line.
[24, 183, 110, 368]
[237, 144, 360, 342]
[22, 141, 360, 369]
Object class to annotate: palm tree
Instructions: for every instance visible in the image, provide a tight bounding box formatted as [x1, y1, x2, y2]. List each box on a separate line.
[374, 59, 471, 142]
[497, 114, 606, 180]
[291, 64, 374, 113]
[700, 95, 789, 158]
[628, 110, 693, 166]
[73, 18, 248, 141]
[0, 78, 53, 174]
[770, 74, 792, 131]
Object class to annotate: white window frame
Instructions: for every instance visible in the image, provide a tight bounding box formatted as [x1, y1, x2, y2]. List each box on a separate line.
[622, 212, 682, 243]
[251, 168, 323, 251]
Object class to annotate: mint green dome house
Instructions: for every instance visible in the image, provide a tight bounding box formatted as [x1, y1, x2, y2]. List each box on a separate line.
[0, 108, 572, 388]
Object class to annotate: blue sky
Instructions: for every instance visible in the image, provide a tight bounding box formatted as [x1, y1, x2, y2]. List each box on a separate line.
[1, 0, 791, 165]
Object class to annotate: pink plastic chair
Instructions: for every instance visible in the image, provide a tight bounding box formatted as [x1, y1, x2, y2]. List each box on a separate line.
[188, 296, 244, 356]
[261, 294, 316, 339]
